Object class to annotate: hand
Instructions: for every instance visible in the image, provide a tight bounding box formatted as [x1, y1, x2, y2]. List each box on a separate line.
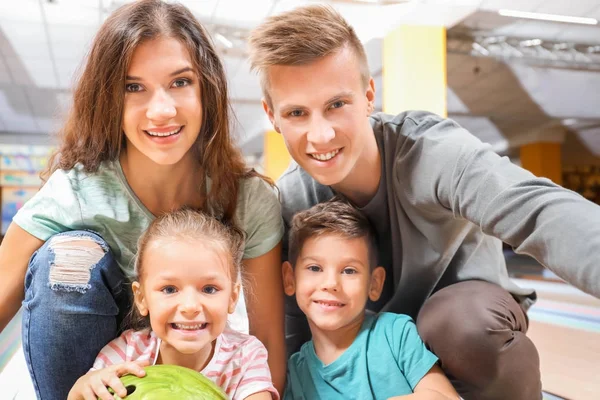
[68, 361, 149, 400]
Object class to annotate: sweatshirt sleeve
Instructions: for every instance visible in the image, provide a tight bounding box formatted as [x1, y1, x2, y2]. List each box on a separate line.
[397, 113, 600, 298]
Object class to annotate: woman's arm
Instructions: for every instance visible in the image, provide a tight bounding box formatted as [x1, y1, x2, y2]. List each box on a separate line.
[389, 365, 460, 400]
[242, 242, 286, 395]
[0, 223, 44, 332]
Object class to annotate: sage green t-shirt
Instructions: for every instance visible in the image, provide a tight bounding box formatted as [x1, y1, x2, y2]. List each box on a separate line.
[14, 160, 284, 279]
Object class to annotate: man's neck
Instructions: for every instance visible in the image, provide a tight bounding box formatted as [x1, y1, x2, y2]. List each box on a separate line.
[331, 123, 381, 208]
[309, 312, 365, 366]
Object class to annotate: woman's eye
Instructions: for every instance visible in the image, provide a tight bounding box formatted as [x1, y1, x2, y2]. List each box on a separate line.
[125, 83, 143, 93]
[203, 286, 218, 295]
[307, 265, 321, 272]
[161, 286, 177, 294]
[172, 78, 190, 88]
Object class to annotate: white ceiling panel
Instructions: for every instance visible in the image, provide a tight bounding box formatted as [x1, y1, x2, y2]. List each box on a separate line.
[480, 0, 544, 12]
[499, 20, 563, 39]
[55, 59, 83, 89]
[25, 87, 62, 119]
[447, 88, 470, 114]
[0, 61, 12, 85]
[35, 116, 60, 134]
[575, 128, 600, 156]
[0, 87, 38, 132]
[229, 58, 262, 101]
[19, 57, 58, 89]
[42, 2, 101, 26]
[4, 57, 34, 86]
[0, 0, 42, 23]
[0, 113, 6, 131]
[554, 25, 600, 44]
[178, 0, 219, 19]
[533, 0, 600, 17]
[49, 24, 97, 60]
[589, 5, 600, 19]
[212, 0, 273, 26]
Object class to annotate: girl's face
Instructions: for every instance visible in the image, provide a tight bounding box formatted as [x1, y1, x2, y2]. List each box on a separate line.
[122, 36, 203, 167]
[132, 238, 239, 362]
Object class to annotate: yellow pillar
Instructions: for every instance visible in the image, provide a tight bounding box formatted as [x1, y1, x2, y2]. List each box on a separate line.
[383, 25, 447, 117]
[263, 130, 290, 181]
[520, 142, 562, 185]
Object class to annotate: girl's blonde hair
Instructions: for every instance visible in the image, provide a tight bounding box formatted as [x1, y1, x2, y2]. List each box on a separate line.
[127, 208, 245, 330]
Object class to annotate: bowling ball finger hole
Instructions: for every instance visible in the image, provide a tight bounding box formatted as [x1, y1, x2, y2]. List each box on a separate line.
[126, 385, 136, 395]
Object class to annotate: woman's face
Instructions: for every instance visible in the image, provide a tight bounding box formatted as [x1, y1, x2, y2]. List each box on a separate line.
[122, 37, 203, 166]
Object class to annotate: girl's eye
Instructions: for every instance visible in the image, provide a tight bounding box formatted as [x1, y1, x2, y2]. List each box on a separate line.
[342, 268, 356, 275]
[203, 286, 218, 295]
[172, 78, 190, 88]
[307, 265, 321, 272]
[125, 83, 143, 93]
[289, 109, 304, 117]
[161, 286, 177, 294]
[329, 100, 345, 110]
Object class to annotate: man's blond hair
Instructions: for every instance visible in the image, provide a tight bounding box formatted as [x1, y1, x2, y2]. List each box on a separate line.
[248, 4, 370, 106]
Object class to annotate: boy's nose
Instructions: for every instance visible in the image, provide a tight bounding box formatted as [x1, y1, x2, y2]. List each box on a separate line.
[307, 116, 335, 144]
[321, 273, 339, 292]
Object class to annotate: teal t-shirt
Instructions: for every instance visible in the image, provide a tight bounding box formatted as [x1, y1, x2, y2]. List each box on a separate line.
[284, 312, 438, 400]
[13, 160, 284, 278]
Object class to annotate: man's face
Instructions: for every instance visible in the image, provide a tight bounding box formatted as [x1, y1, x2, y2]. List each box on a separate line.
[263, 47, 375, 187]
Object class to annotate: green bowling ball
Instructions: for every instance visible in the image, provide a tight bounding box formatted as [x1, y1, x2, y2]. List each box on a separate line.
[104, 364, 227, 400]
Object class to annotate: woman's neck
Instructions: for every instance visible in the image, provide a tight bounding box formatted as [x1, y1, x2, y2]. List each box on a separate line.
[309, 312, 365, 366]
[157, 340, 215, 372]
[119, 148, 205, 216]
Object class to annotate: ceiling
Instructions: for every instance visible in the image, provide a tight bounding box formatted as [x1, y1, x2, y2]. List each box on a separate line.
[0, 0, 599, 165]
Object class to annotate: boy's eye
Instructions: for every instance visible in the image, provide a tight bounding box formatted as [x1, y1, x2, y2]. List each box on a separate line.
[125, 83, 143, 93]
[203, 286, 218, 294]
[342, 267, 357, 275]
[161, 285, 177, 294]
[172, 78, 190, 88]
[289, 109, 305, 117]
[307, 265, 321, 272]
[329, 100, 345, 110]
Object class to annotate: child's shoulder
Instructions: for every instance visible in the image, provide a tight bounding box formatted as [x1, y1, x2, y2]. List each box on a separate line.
[371, 312, 415, 334]
[220, 327, 267, 355]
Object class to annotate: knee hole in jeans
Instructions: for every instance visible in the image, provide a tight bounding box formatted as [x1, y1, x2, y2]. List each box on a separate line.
[47, 235, 106, 293]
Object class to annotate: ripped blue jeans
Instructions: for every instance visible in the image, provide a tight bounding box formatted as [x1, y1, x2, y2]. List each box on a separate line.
[22, 231, 131, 400]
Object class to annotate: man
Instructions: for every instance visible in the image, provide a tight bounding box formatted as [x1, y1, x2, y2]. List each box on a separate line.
[248, 5, 600, 400]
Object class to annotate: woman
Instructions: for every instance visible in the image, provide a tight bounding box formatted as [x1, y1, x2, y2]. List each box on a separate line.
[0, 1, 285, 399]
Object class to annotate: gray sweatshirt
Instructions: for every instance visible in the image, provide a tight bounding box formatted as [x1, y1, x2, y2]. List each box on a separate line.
[278, 111, 600, 325]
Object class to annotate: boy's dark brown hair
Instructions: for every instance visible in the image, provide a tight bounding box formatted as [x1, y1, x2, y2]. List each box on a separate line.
[288, 199, 378, 269]
[247, 4, 370, 107]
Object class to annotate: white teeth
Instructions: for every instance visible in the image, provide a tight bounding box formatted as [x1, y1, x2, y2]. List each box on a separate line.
[310, 149, 340, 161]
[317, 301, 343, 307]
[173, 323, 206, 330]
[146, 127, 182, 137]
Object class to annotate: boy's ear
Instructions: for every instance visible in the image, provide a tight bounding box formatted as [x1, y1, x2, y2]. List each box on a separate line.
[368, 266, 386, 302]
[132, 281, 149, 317]
[262, 98, 280, 133]
[282, 261, 296, 296]
[228, 281, 241, 314]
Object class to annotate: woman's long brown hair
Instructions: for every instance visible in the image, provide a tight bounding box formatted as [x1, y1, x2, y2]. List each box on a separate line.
[43, 0, 268, 222]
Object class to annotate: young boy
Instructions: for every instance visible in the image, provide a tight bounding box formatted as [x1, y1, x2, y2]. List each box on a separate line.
[249, 5, 600, 399]
[282, 200, 459, 400]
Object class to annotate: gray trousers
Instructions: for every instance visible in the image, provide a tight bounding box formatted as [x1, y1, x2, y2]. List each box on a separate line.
[285, 280, 542, 400]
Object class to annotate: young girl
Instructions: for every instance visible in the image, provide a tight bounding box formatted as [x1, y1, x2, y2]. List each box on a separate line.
[0, 1, 285, 398]
[68, 210, 278, 400]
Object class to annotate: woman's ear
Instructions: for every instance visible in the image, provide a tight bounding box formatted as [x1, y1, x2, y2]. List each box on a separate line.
[368, 266, 386, 302]
[282, 261, 296, 296]
[228, 281, 241, 314]
[132, 281, 149, 317]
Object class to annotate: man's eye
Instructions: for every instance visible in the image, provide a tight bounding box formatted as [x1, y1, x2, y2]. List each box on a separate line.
[203, 286, 218, 294]
[289, 110, 304, 117]
[125, 83, 143, 93]
[172, 78, 190, 88]
[330, 101, 345, 109]
[161, 286, 177, 294]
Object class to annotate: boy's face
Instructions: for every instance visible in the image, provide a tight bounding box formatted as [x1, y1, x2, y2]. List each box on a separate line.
[263, 46, 376, 187]
[283, 234, 385, 335]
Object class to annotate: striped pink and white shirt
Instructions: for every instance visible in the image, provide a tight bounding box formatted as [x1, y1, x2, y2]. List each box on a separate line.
[92, 327, 279, 400]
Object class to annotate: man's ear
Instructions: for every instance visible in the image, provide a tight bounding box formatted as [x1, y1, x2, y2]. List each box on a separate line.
[228, 281, 241, 314]
[132, 281, 149, 317]
[366, 76, 376, 115]
[282, 261, 296, 296]
[368, 266, 386, 302]
[262, 98, 280, 133]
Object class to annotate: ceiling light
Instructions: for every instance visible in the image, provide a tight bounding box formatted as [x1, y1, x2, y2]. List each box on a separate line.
[215, 33, 233, 49]
[498, 9, 598, 25]
[520, 39, 542, 47]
